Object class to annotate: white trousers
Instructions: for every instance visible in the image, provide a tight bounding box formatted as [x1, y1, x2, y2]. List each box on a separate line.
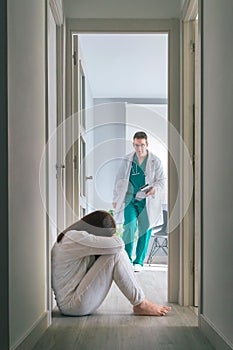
[60, 249, 145, 316]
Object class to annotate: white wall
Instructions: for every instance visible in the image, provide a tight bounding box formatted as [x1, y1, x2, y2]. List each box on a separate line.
[91, 101, 126, 211]
[201, 0, 233, 348]
[8, 0, 47, 348]
[76, 34, 168, 99]
[1, 0, 9, 348]
[179, 0, 186, 11]
[63, 0, 182, 19]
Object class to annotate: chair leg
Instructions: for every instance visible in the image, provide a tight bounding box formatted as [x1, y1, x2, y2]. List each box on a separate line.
[161, 238, 168, 254]
[147, 237, 159, 264]
[147, 237, 168, 264]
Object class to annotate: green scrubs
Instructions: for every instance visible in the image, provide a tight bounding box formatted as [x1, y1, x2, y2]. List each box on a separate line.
[123, 154, 152, 266]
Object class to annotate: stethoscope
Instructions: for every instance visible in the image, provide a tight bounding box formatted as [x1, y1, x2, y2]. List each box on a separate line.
[131, 162, 140, 176]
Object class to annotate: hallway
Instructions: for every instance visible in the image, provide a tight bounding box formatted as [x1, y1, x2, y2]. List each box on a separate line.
[2, 1, 233, 349]
[33, 269, 213, 350]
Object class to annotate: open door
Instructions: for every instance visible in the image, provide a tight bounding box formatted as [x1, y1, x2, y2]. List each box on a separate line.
[71, 34, 88, 220]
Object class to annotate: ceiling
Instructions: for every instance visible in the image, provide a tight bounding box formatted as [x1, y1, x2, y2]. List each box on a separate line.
[63, 0, 183, 19]
[63, 0, 183, 99]
[79, 34, 168, 99]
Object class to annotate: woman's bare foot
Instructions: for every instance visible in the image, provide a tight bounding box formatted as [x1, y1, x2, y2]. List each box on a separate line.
[133, 298, 171, 316]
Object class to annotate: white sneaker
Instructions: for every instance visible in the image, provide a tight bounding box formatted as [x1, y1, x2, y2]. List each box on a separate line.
[134, 264, 143, 272]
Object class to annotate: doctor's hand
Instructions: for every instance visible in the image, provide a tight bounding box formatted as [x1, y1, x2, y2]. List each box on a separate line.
[146, 187, 156, 196]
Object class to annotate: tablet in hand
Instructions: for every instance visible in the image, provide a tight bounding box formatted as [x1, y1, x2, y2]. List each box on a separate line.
[140, 184, 153, 192]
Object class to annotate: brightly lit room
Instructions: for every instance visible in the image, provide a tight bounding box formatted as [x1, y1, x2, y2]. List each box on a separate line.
[75, 34, 169, 270]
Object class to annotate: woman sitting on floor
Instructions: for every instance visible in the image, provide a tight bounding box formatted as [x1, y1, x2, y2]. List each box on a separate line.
[52, 210, 171, 317]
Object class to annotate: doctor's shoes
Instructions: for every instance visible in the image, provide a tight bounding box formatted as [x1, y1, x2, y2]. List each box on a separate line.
[134, 264, 143, 272]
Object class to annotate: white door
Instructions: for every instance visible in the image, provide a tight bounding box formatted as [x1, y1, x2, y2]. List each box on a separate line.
[56, 24, 66, 233]
[72, 34, 88, 219]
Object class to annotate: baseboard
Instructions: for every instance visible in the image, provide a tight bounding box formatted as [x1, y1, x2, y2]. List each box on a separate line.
[11, 312, 49, 350]
[199, 314, 233, 350]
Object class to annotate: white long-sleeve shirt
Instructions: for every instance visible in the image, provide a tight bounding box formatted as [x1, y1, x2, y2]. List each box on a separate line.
[51, 230, 124, 309]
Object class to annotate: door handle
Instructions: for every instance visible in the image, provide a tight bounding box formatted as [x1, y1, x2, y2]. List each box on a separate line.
[85, 176, 93, 180]
[73, 155, 77, 169]
[56, 164, 65, 170]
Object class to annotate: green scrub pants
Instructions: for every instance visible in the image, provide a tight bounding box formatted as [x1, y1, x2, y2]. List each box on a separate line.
[123, 198, 152, 266]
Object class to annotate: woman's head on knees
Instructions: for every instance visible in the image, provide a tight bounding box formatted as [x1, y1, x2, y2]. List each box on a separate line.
[57, 210, 116, 242]
[80, 210, 116, 237]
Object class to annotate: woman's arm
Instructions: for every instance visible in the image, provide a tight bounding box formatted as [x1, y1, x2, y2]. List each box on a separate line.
[66, 230, 124, 256]
[56, 221, 81, 242]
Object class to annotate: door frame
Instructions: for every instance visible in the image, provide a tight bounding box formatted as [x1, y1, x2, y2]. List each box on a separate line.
[66, 18, 181, 303]
[181, 0, 199, 307]
[46, 0, 64, 322]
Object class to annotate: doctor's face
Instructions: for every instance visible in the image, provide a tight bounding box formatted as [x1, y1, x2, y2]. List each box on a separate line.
[133, 138, 148, 157]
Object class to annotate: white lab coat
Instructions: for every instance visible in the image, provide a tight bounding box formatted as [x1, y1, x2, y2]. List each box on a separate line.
[113, 151, 165, 228]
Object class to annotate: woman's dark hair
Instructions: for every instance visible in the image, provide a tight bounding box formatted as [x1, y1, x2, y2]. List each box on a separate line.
[57, 210, 116, 243]
[133, 131, 148, 141]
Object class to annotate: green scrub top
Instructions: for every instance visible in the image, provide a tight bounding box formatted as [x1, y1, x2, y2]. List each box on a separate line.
[125, 153, 148, 201]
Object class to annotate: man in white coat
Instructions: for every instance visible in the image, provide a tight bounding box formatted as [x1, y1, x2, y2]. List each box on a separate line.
[112, 131, 165, 272]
